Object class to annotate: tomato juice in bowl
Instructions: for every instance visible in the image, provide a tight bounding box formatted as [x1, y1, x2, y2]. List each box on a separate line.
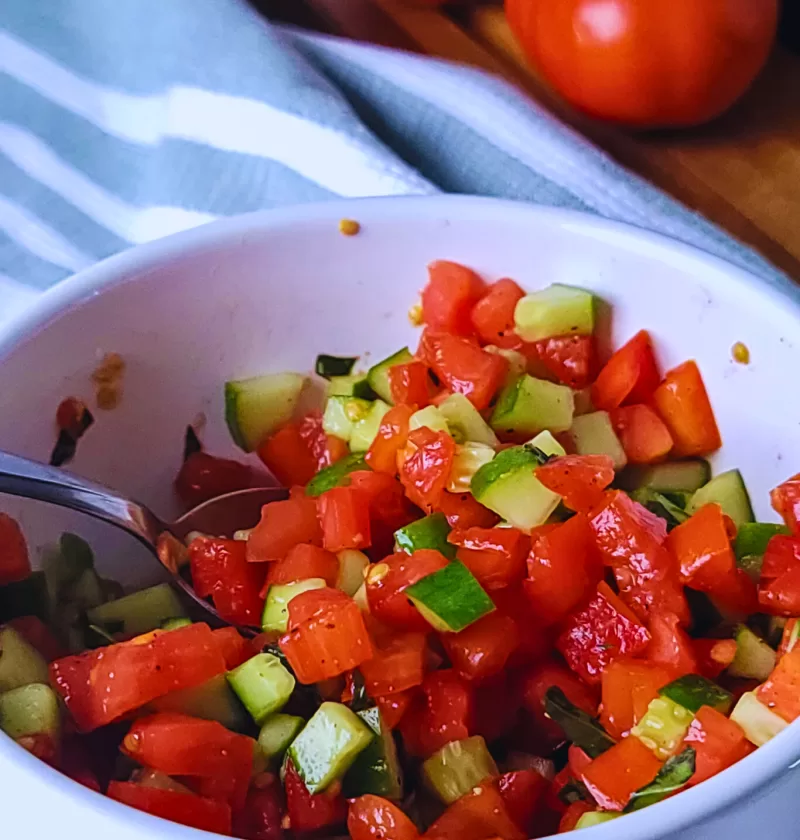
[1, 196, 800, 840]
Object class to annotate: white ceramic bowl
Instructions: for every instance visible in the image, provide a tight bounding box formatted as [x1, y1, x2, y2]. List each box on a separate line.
[1, 196, 799, 840]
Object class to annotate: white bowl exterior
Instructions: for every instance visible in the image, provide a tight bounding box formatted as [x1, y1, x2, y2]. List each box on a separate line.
[1, 196, 800, 839]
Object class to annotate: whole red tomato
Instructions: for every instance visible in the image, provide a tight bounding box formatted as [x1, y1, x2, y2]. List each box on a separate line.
[505, 0, 779, 127]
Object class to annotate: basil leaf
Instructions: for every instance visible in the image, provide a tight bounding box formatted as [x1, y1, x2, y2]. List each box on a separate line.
[625, 747, 696, 812]
[315, 354, 358, 378]
[544, 686, 616, 759]
[630, 488, 690, 530]
[523, 444, 555, 466]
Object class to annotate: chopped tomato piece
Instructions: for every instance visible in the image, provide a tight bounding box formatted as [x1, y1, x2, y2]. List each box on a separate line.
[257, 422, 318, 488]
[348, 795, 421, 840]
[667, 503, 735, 593]
[590, 490, 689, 625]
[652, 360, 722, 457]
[424, 333, 509, 411]
[611, 404, 674, 464]
[646, 611, 699, 678]
[108, 781, 232, 834]
[492, 585, 554, 668]
[348, 470, 417, 557]
[470, 278, 525, 347]
[682, 706, 753, 786]
[534, 335, 596, 389]
[535, 454, 615, 512]
[591, 330, 660, 411]
[523, 514, 603, 626]
[472, 671, 524, 744]
[284, 759, 347, 833]
[757, 647, 800, 722]
[436, 491, 499, 530]
[400, 670, 473, 758]
[122, 712, 255, 808]
[247, 497, 321, 563]
[280, 588, 373, 683]
[497, 769, 548, 836]
[264, 543, 339, 590]
[599, 659, 673, 739]
[375, 689, 415, 729]
[771, 473, 800, 535]
[59, 737, 101, 792]
[233, 775, 284, 840]
[50, 623, 226, 731]
[758, 535, 800, 616]
[366, 404, 415, 475]
[213, 626, 250, 670]
[422, 260, 486, 336]
[7, 615, 64, 662]
[692, 638, 738, 679]
[425, 782, 524, 840]
[0, 513, 30, 584]
[175, 451, 254, 508]
[360, 631, 427, 696]
[399, 427, 456, 513]
[442, 611, 520, 682]
[448, 526, 528, 590]
[298, 411, 348, 472]
[567, 744, 593, 779]
[389, 361, 432, 408]
[580, 736, 663, 811]
[318, 486, 372, 552]
[189, 538, 265, 625]
[558, 801, 595, 832]
[556, 581, 651, 685]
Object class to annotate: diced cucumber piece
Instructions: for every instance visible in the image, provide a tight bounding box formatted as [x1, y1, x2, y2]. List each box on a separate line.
[367, 348, 414, 404]
[631, 696, 694, 759]
[0, 683, 60, 742]
[0, 628, 49, 692]
[526, 429, 567, 457]
[353, 582, 370, 613]
[328, 375, 375, 400]
[491, 374, 574, 437]
[315, 354, 357, 378]
[225, 372, 307, 451]
[336, 550, 370, 597]
[406, 561, 494, 633]
[485, 345, 528, 385]
[659, 674, 733, 715]
[438, 393, 498, 447]
[728, 625, 777, 680]
[288, 701, 374, 793]
[262, 579, 327, 634]
[0, 573, 48, 624]
[567, 411, 627, 469]
[409, 405, 450, 435]
[306, 454, 367, 497]
[735, 523, 789, 579]
[151, 673, 249, 731]
[623, 460, 711, 493]
[625, 747, 696, 813]
[471, 441, 564, 532]
[322, 396, 369, 442]
[576, 812, 620, 829]
[514, 284, 595, 342]
[87, 583, 188, 638]
[730, 691, 788, 746]
[350, 401, 391, 452]
[448, 443, 496, 494]
[343, 706, 403, 800]
[422, 736, 498, 804]
[395, 513, 456, 560]
[258, 713, 305, 761]
[226, 653, 296, 726]
[161, 617, 193, 631]
[688, 470, 754, 529]
[64, 567, 105, 610]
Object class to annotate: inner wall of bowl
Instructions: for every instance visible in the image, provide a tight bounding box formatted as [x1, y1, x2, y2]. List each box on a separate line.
[0, 203, 794, 590]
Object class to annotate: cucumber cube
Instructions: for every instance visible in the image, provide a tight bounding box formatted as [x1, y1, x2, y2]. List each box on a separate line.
[0, 628, 49, 693]
[567, 410, 627, 469]
[422, 736, 498, 804]
[350, 400, 391, 452]
[161, 617, 193, 631]
[409, 405, 451, 435]
[395, 513, 456, 560]
[288, 702, 374, 793]
[258, 713, 305, 761]
[514, 284, 595, 342]
[448, 443, 496, 493]
[735, 523, 789, 575]
[87, 583, 188, 638]
[728, 625, 777, 680]
[322, 396, 368, 442]
[226, 653, 295, 726]
[367, 348, 414, 404]
[622, 460, 711, 494]
[659, 674, 733, 715]
[343, 707, 403, 800]
[327, 375, 375, 400]
[336, 550, 370, 597]
[406, 561, 495, 633]
[262, 579, 327, 634]
[730, 691, 788, 746]
[151, 673, 249, 731]
[575, 812, 620, 829]
[631, 696, 694, 759]
[491, 374, 574, 437]
[688, 470, 754, 529]
[0, 683, 61, 742]
[438, 393, 498, 447]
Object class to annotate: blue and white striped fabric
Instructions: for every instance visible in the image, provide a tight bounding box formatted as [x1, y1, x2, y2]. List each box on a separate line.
[0, 0, 785, 327]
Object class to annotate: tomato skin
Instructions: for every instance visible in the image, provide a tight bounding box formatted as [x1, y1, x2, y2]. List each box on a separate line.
[771, 474, 800, 534]
[426, 783, 524, 840]
[558, 801, 595, 832]
[360, 631, 427, 696]
[611, 404, 674, 464]
[470, 278, 525, 346]
[534, 335, 596, 389]
[646, 611, 699, 678]
[348, 795, 420, 840]
[247, 497, 322, 563]
[212, 626, 250, 670]
[366, 550, 449, 631]
[318, 486, 372, 552]
[757, 534, 800, 615]
[442, 611, 520, 682]
[591, 331, 660, 411]
[535, 454, 615, 512]
[400, 670, 473, 757]
[0, 513, 30, 585]
[652, 361, 722, 457]
[298, 411, 347, 472]
[692, 638, 737, 680]
[682, 706, 753, 786]
[375, 689, 415, 729]
[366, 404, 415, 475]
[599, 659, 674, 739]
[667, 503, 735, 593]
[399, 427, 456, 512]
[448, 526, 528, 590]
[257, 422, 318, 488]
[108, 782, 232, 835]
[284, 760, 347, 833]
[757, 648, 800, 722]
[422, 260, 486, 336]
[580, 736, 662, 811]
[233, 776, 285, 840]
[435, 491, 499, 530]
[175, 452, 254, 507]
[497, 769, 548, 836]
[348, 471, 417, 558]
[264, 543, 339, 589]
[506, 0, 778, 128]
[388, 361, 432, 408]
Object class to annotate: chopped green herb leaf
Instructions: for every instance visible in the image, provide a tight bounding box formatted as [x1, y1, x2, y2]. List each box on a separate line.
[625, 748, 696, 812]
[315, 355, 358, 378]
[544, 687, 616, 758]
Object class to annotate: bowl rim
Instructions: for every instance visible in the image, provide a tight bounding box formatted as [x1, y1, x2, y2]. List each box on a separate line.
[1, 194, 800, 840]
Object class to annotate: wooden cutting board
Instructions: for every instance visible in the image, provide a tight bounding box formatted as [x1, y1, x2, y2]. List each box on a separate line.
[268, 0, 800, 279]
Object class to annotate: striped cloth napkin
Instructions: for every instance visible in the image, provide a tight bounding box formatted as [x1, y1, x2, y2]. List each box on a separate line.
[0, 0, 785, 327]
